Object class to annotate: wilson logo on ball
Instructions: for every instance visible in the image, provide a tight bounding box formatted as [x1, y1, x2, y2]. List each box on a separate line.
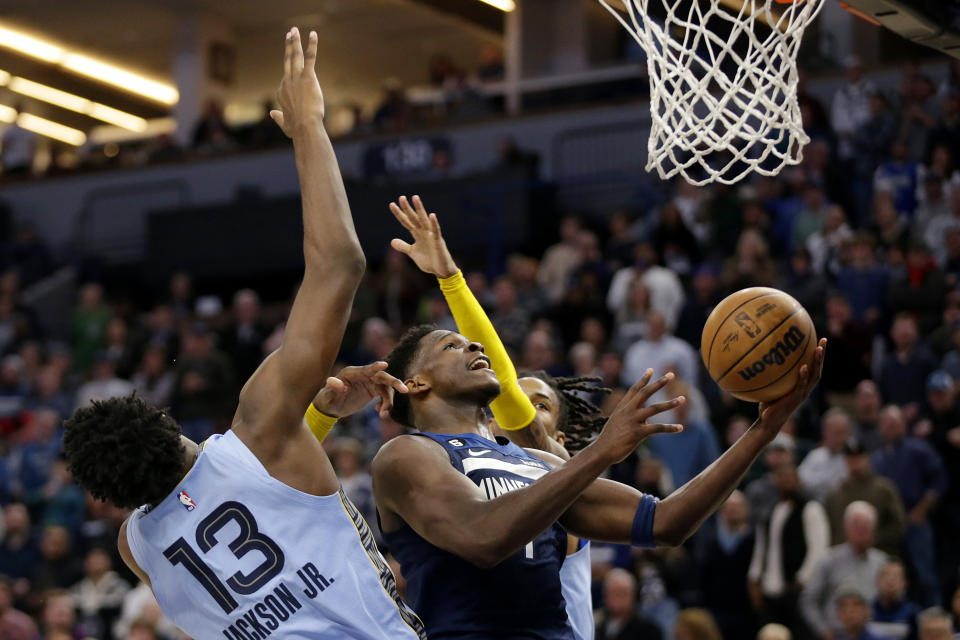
[736, 325, 806, 381]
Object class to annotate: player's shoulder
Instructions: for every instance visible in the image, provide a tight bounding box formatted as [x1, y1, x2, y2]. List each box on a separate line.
[117, 516, 150, 586]
[372, 434, 447, 474]
[522, 447, 562, 469]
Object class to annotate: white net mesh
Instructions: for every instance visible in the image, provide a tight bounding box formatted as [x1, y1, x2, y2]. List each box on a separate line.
[599, 0, 824, 185]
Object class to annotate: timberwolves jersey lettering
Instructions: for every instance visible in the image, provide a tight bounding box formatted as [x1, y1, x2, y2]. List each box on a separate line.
[384, 432, 573, 640]
[125, 430, 425, 640]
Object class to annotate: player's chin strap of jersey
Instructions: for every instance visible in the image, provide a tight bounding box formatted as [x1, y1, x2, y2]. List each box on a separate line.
[631, 495, 659, 548]
[304, 403, 338, 442]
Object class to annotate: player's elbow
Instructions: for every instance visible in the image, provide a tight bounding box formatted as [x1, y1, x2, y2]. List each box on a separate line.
[651, 513, 690, 548]
[305, 242, 366, 280]
[462, 533, 513, 569]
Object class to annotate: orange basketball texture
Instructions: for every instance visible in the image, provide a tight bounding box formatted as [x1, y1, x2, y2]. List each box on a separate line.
[701, 287, 816, 403]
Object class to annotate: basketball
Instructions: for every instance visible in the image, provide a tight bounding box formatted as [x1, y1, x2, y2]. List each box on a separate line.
[701, 288, 816, 403]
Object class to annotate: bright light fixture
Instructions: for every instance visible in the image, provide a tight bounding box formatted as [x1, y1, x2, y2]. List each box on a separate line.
[62, 54, 179, 106]
[16, 112, 87, 146]
[476, 0, 516, 10]
[4, 73, 147, 131]
[0, 22, 178, 105]
[0, 25, 65, 62]
[0, 105, 16, 124]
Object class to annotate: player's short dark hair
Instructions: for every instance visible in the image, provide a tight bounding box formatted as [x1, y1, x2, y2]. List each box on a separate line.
[386, 324, 437, 429]
[519, 370, 611, 454]
[63, 395, 186, 509]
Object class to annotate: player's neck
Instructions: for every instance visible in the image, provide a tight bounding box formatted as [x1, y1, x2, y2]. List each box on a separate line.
[414, 399, 486, 436]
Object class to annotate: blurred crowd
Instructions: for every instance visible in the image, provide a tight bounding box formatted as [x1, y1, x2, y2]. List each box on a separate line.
[2, 56, 960, 640]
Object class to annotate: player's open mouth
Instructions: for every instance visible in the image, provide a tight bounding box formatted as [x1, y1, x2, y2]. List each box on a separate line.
[468, 356, 491, 371]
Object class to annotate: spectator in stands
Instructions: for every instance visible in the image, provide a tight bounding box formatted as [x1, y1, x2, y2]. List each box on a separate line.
[793, 185, 829, 252]
[808, 205, 854, 276]
[490, 277, 531, 355]
[835, 233, 889, 325]
[31, 457, 85, 532]
[879, 314, 937, 419]
[26, 365, 71, 419]
[71, 547, 129, 640]
[191, 99, 236, 154]
[504, 253, 548, 318]
[651, 203, 702, 276]
[875, 141, 920, 219]
[165, 272, 193, 320]
[869, 559, 919, 640]
[929, 92, 960, 166]
[0, 107, 36, 177]
[899, 74, 939, 163]
[8, 408, 61, 502]
[331, 437, 380, 546]
[537, 216, 584, 304]
[674, 608, 722, 640]
[831, 56, 876, 163]
[723, 228, 778, 290]
[675, 264, 721, 348]
[748, 462, 830, 637]
[643, 377, 719, 487]
[130, 344, 175, 409]
[699, 491, 755, 640]
[68, 284, 110, 374]
[800, 501, 889, 639]
[825, 437, 905, 555]
[476, 44, 504, 82]
[852, 93, 898, 224]
[373, 78, 413, 132]
[72, 354, 134, 411]
[170, 322, 234, 441]
[611, 275, 650, 354]
[0, 576, 36, 640]
[821, 294, 873, 395]
[746, 434, 796, 527]
[888, 243, 948, 335]
[621, 310, 698, 387]
[607, 243, 685, 332]
[916, 607, 953, 640]
[872, 405, 947, 606]
[114, 582, 179, 640]
[758, 623, 793, 640]
[40, 589, 84, 639]
[799, 408, 853, 501]
[834, 586, 887, 640]
[914, 176, 950, 240]
[0, 502, 39, 597]
[595, 568, 663, 640]
[219, 288, 268, 381]
[31, 526, 83, 593]
[851, 380, 884, 450]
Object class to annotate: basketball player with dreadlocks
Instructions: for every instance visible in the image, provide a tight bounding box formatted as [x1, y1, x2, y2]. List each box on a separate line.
[62, 30, 425, 640]
[376, 194, 827, 639]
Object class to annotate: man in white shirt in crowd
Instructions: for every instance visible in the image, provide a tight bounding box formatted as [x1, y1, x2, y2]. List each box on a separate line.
[799, 408, 853, 502]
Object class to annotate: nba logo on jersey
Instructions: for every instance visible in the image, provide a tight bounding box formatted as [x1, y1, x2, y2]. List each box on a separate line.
[178, 490, 197, 511]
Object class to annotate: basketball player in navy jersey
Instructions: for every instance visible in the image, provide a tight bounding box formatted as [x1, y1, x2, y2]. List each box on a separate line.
[62, 30, 424, 640]
[372, 197, 827, 639]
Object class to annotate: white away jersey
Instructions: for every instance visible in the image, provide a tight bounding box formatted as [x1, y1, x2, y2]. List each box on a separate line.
[560, 541, 594, 640]
[125, 430, 424, 640]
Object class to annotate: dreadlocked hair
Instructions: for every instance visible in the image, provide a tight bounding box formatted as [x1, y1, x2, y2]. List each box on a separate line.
[385, 324, 438, 429]
[520, 371, 611, 454]
[63, 395, 186, 509]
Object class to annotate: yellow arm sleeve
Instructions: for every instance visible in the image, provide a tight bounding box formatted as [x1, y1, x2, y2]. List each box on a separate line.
[438, 271, 536, 430]
[304, 403, 337, 442]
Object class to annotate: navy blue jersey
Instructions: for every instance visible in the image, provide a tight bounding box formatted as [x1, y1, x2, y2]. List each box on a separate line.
[383, 432, 572, 640]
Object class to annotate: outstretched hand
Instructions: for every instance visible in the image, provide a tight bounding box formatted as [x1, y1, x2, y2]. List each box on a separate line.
[389, 195, 459, 279]
[271, 27, 324, 137]
[593, 369, 686, 464]
[757, 338, 827, 431]
[312, 361, 408, 420]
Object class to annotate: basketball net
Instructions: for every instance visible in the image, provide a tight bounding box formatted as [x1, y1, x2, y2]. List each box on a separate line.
[599, 0, 824, 185]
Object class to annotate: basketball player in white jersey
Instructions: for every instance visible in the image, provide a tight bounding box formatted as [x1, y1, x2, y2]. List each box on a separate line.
[63, 28, 425, 640]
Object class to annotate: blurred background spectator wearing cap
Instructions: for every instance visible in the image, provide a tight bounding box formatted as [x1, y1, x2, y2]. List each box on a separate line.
[833, 586, 887, 640]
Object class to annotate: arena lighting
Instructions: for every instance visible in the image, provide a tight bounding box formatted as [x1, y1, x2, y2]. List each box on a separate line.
[16, 112, 87, 146]
[0, 23, 179, 105]
[5, 75, 148, 131]
[476, 0, 516, 11]
[0, 104, 16, 123]
[0, 25, 65, 62]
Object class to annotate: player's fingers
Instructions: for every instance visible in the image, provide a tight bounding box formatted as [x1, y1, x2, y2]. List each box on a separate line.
[398, 196, 421, 228]
[389, 201, 416, 231]
[291, 27, 304, 73]
[390, 238, 413, 255]
[638, 395, 685, 420]
[639, 423, 684, 437]
[634, 372, 675, 405]
[303, 30, 318, 73]
[372, 370, 408, 394]
[283, 29, 294, 79]
[325, 376, 346, 393]
[429, 212, 443, 236]
[411, 195, 429, 223]
[377, 387, 395, 418]
[622, 369, 653, 402]
[362, 361, 389, 376]
[269, 110, 285, 129]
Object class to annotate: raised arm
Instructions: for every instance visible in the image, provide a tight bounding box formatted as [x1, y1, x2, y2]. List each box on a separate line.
[388, 195, 566, 457]
[546, 339, 827, 547]
[373, 370, 684, 567]
[233, 29, 365, 458]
